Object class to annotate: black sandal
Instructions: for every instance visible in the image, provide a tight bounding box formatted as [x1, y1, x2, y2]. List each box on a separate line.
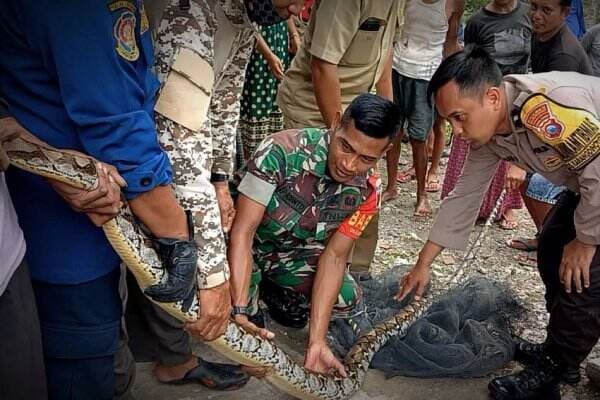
[167, 357, 250, 391]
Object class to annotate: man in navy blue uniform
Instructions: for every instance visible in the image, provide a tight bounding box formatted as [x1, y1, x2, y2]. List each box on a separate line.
[0, 1, 205, 398]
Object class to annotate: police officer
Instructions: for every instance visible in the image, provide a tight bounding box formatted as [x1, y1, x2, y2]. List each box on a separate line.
[398, 45, 600, 400]
[0, 1, 201, 398]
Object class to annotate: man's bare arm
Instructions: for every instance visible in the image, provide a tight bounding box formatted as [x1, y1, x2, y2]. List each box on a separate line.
[375, 49, 394, 101]
[309, 231, 355, 344]
[129, 187, 188, 239]
[311, 56, 342, 128]
[443, 0, 464, 58]
[304, 230, 355, 376]
[227, 194, 275, 339]
[228, 194, 267, 307]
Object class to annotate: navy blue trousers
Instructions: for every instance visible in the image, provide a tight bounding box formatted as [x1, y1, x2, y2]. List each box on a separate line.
[33, 267, 121, 400]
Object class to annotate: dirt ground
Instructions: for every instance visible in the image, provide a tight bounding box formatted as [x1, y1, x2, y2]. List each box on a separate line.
[133, 146, 600, 400]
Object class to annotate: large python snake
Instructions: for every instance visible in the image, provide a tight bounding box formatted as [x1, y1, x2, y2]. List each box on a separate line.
[4, 135, 504, 400]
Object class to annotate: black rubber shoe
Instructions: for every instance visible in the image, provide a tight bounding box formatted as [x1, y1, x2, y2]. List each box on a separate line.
[489, 354, 563, 400]
[167, 357, 250, 391]
[513, 337, 581, 384]
[260, 278, 309, 329]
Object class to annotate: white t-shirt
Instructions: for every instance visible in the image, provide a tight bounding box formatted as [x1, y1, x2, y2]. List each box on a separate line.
[0, 173, 25, 295]
[393, 0, 448, 81]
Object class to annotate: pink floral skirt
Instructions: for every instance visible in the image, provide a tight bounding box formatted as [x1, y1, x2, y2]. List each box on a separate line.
[441, 136, 523, 220]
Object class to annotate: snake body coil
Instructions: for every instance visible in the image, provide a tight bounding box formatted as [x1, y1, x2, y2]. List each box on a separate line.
[5, 136, 485, 400]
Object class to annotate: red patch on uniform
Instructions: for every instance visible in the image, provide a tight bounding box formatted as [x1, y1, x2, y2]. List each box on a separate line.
[524, 102, 565, 140]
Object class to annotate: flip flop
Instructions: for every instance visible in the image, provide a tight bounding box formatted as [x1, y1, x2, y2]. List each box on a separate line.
[166, 357, 250, 390]
[425, 178, 441, 193]
[506, 237, 538, 252]
[397, 169, 415, 183]
[413, 206, 432, 217]
[514, 252, 537, 267]
[499, 218, 519, 230]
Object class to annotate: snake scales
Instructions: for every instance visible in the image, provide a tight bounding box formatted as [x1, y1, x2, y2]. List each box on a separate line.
[4, 135, 504, 400]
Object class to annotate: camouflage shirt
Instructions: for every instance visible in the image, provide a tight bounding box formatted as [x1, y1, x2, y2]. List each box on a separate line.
[237, 128, 381, 271]
[153, 0, 255, 288]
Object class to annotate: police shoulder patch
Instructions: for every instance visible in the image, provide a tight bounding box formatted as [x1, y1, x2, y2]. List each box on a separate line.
[108, 1, 139, 62]
[520, 93, 600, 170]
[114, 11, 139, 61]
[521, 96, 565, 141]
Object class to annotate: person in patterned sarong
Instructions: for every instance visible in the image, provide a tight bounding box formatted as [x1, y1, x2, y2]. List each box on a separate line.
[237, 21, 291, 160]
[229, 94, 400, 377]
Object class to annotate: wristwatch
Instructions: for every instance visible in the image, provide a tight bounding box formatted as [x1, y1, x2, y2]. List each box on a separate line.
[231, 305, 252, 317]
[210, 172, 229, 183]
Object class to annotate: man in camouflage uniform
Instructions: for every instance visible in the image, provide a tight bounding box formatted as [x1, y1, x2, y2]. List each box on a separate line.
[229, 94, 401, 377]
[130, 0, 304, 389]
[241, 127, 375, 316]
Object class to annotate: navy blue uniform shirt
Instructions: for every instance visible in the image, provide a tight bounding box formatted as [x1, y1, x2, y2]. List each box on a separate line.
[0, 0, 172, 283]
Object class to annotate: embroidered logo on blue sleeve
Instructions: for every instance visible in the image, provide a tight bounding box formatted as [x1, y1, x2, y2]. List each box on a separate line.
[114, 11, 139, 61]
[108, 1, 139, 62]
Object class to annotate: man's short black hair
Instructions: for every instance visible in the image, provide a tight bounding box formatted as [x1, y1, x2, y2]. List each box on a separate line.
[559, 0, 572, 7]
[427, 45, 503, 103]
[341, 93, 401, 141]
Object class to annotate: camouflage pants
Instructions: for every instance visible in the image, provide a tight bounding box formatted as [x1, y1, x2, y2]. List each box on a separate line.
[248, 259, 361, 317]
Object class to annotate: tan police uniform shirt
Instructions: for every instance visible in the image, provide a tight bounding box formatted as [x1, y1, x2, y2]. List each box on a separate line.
[277, 0, 405, 128]
[430, 71, 600, 249]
